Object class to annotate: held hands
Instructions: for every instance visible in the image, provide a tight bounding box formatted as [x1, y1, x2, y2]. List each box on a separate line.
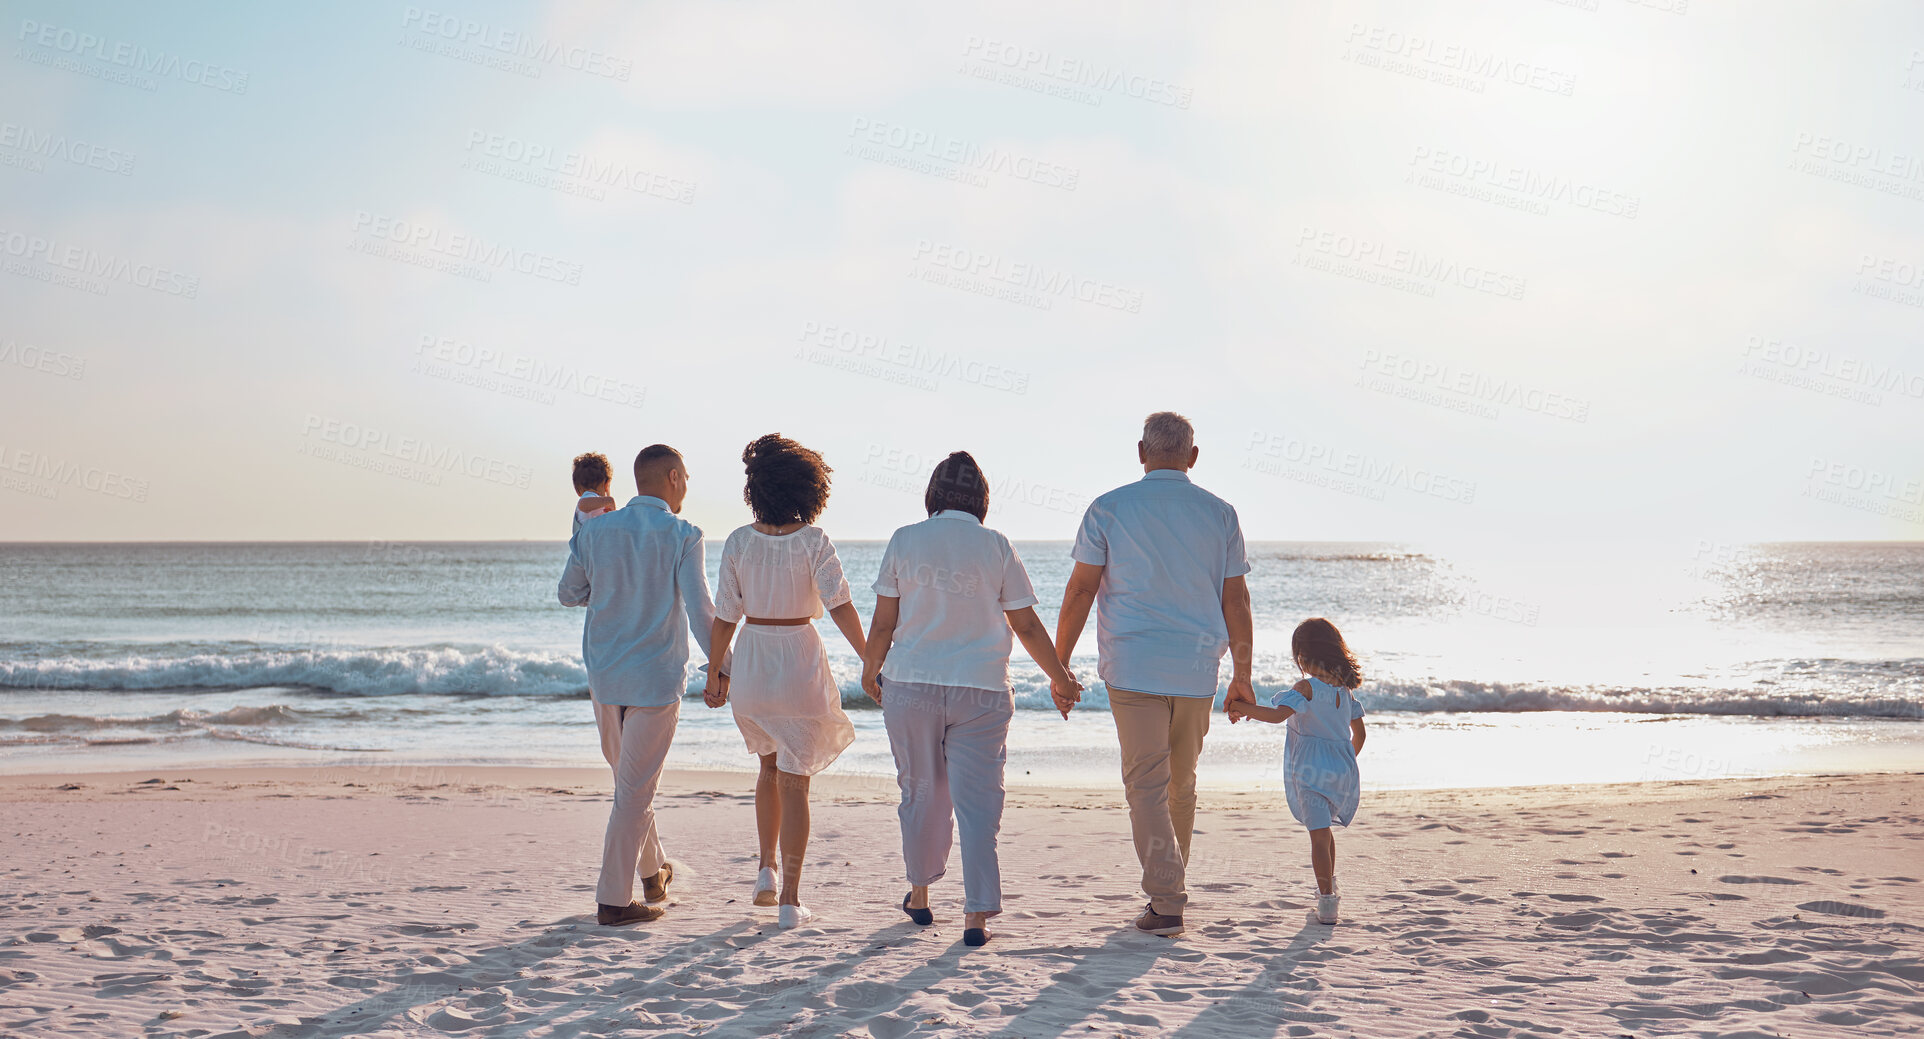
[860, 664, 883, 705]
[1222, 675, 1257, 724]
[1049, 667, 1084, 719]
[702, 670, 730, 708]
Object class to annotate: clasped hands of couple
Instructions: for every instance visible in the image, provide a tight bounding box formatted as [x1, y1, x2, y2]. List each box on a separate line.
[704, 657, 1257, 721]
[845, 667, 1258, 722]
[701, 669, 731, 708]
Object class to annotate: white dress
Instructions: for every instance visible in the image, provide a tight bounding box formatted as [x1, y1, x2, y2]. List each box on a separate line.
[715, 524, 856, 776]
[1273, 676, 1365, 830]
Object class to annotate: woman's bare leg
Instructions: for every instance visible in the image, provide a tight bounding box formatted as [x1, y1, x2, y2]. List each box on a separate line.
[778, 769, 811, 906]
[755, 754, 781, 871]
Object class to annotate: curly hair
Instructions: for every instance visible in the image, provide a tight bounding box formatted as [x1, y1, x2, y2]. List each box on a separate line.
[741, 433, 832, 526]
[1292, 617, 1362, 689]
[571, 452, 612, 493]
[925, 450, 989, 521]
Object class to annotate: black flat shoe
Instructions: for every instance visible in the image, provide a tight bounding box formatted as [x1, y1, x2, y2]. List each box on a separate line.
[963, 927, 990, 947]
[901, 892, 933, 926]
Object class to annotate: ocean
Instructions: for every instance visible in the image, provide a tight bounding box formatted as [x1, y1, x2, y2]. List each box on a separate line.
[2, 540, 1920, 789]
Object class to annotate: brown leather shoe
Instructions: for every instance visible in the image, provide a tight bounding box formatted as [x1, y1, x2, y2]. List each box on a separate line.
[1134, 903, 1183, 936]
[597, 900, 665, 926]
[642, 862, 674, 904]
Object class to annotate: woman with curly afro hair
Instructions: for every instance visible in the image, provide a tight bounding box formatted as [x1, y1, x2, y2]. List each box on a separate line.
[703, 434, 866, 928]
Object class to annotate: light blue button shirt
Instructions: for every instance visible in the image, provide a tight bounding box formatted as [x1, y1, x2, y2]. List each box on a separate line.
[1070, 469, 1251, 698]
[558, 495, 721, 707]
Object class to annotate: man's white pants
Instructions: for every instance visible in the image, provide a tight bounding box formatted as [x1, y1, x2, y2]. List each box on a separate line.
[594, 699, 678, 906]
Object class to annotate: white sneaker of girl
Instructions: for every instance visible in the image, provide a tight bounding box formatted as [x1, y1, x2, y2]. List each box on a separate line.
[778, 903, 813, 929]
[1315, 879, 1341, 924]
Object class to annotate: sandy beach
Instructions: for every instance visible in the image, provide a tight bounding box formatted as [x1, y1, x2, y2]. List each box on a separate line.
[2, 766, 1918, 1038]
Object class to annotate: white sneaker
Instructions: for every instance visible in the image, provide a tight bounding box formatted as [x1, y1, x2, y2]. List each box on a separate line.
[777, 903, 813, 929]
[753, 867, 778, 907]
[1315, 879, 1341, 924]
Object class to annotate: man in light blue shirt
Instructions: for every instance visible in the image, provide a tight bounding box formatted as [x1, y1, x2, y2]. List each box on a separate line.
[558, 443, 726, 926]
[1054, 412, 1254, 936]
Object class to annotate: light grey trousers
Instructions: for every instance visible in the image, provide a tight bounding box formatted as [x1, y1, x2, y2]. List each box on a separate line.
[595, 699, 678, 906]
[881, 679, 1013, 914]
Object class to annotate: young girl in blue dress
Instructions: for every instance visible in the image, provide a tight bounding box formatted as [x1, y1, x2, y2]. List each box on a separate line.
[1226, 617, 1367, 924]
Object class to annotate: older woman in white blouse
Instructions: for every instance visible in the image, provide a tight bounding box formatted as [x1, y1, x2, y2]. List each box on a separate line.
[860, 451, 1082, 947]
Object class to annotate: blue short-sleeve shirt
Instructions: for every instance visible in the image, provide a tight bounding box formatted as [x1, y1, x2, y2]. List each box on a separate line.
[1070, 469, 1250, 698]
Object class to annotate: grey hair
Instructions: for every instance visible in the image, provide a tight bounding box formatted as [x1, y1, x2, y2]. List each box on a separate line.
[1141, 411, 1195, 457]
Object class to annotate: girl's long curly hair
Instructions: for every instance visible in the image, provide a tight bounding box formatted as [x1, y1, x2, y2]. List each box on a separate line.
[741, 433, 832, 526]
[1292, 617, 1362, 689]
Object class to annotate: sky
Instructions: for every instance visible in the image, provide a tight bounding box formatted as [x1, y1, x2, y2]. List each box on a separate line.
[1, 0, 1920, 545]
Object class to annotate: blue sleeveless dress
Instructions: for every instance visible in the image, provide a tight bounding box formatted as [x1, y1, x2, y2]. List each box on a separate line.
[1273, 676, 1364, 830]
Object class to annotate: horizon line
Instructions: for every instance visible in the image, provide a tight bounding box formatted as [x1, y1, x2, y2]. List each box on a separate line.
[2, 538, 1920, 547]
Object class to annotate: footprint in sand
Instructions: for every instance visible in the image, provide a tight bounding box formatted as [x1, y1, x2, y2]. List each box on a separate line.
[1729, 948, 1809, 965]
[866, 1013, 918, 1039]
[1796, 900, 1886, 919]
[1540, 910, 1607, 930]
[1717, 875, 1807, 885]
[427, 1005, 496, 1031]
[832, 981, 898, 1009]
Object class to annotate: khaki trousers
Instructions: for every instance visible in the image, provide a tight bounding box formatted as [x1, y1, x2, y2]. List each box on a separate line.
[1109, 686, 1212, 916]
[594, 700, 678, 906]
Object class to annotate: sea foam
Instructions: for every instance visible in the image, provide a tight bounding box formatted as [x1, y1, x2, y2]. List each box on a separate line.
[3, 644, 1919, 719]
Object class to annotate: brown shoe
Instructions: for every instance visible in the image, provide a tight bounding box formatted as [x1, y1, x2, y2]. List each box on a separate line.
[1134, 903, 1183, 936]
[642, 862, 674, 904]
[597, 900, 665, 926]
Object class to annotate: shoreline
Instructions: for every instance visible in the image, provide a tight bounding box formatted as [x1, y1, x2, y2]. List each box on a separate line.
[4, 762, 1924, 806]
[7, 707, 1922, 791]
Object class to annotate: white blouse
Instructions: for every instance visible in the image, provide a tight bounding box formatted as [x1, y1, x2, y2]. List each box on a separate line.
[715, 524, 852, 623]
[872, 510, 1038, 691]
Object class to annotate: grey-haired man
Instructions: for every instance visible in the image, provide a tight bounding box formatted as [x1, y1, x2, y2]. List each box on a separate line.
[1054, 412, 1255, 936]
